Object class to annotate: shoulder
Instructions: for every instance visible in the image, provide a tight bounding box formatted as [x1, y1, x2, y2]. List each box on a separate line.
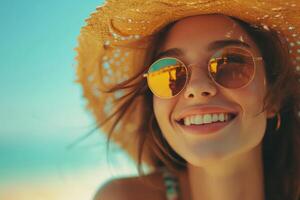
[93, 171, 166, 200]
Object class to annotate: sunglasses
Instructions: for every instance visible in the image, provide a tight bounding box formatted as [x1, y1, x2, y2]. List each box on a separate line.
[143, 47, 263, 99]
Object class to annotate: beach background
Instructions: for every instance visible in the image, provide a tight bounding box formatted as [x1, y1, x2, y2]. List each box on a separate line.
[0, 1, 139, 199]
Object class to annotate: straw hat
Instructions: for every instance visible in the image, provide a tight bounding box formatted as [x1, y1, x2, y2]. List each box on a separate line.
[75, 0, 300, 167]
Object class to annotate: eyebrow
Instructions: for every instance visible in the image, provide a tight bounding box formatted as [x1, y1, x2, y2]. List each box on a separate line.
[154, 39, 251, 60]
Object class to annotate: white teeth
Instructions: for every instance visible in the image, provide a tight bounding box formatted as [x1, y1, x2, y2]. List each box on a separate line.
[212, 114, 218, 122]
[184, 117, 191, 126]
[190, 116, 195, 124]
[182, 113, 233, 126]
[203, 114, 212, 124]
[225, 114, 228, 121]
[195, 115, 203, 124]
[219, 113, 225, 122]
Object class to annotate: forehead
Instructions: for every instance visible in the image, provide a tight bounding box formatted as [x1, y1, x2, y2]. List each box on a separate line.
[159, 14, 260, 59]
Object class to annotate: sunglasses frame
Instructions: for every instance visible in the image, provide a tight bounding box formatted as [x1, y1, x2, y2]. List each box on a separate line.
[143, 47, 263, 99]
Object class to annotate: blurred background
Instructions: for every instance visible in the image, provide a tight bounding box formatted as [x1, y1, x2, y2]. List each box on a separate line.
[0, 1, 138, 199]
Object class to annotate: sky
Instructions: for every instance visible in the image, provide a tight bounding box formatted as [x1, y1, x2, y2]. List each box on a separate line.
[0, 1, 137, 199]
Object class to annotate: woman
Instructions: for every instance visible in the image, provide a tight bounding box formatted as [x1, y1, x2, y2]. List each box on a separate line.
[75, 1, 300, 200]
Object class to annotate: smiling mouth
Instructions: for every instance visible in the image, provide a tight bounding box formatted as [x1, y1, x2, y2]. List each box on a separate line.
[176, 113, 238, 126]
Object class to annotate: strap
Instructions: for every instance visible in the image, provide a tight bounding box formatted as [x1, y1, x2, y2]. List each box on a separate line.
[161, 167, 180, 200]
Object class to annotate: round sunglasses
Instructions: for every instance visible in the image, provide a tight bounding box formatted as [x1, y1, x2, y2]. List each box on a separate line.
[143, 47, 263, 99]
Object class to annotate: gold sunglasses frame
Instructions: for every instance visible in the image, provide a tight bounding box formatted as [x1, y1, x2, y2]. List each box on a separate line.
[143, 47, 263, 99]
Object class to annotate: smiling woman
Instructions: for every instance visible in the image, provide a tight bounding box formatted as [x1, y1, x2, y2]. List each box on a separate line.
[152, 15, 269, 170]
[75, 1, 300, 200]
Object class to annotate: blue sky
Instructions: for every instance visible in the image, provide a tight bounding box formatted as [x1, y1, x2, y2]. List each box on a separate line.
[0, 0, 137, 184]
[0, 0, 98, 132]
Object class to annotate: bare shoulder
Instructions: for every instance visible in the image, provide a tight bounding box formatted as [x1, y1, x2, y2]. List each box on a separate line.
[93, 171, 166, 200]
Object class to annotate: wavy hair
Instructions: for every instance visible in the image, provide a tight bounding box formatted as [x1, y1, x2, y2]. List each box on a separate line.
[101, 16, 300, 200]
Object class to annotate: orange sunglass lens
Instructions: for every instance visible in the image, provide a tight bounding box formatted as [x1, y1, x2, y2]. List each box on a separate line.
[209, 47, 255, 89]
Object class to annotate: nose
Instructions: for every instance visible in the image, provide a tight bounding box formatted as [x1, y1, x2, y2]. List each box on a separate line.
[183, 65, 217, 99]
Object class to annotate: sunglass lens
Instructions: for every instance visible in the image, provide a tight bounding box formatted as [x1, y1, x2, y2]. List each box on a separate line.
[209, 47, 255, 89]
[147, 58, 187, 98]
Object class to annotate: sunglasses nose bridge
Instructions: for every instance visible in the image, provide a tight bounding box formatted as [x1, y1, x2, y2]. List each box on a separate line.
[186, 62, 210, 81]
[184, 62, 215, 88]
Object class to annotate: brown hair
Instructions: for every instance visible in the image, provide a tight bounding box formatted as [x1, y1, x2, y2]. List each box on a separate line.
[234, 18, 300, 200]
[101, 17, 300, 200]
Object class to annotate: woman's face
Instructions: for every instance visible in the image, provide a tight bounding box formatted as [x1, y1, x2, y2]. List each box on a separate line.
[153, 15, 274, 166]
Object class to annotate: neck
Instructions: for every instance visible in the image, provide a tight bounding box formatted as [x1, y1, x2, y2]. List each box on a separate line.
[178, 144, 265, 200]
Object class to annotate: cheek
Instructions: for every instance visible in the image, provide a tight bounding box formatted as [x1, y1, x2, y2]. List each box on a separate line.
[246, 65, 267, 114]
[153, 96, 168, 121]
[238, 87, 266, 115]
[229, 66, 268, 139]
[233, 63, 267, 116]
[153, 96, 176, 132]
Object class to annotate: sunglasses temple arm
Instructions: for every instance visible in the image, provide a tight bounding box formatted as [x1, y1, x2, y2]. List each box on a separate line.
[254, 57, 263, 61]
[142, 67, 150, 78]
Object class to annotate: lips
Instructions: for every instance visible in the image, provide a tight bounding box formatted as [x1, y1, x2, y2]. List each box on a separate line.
[175, 106, 239, 121]
[174, 105, 239, 135]
[175, 114, 238, 135]
[176, 113, 237, 126]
